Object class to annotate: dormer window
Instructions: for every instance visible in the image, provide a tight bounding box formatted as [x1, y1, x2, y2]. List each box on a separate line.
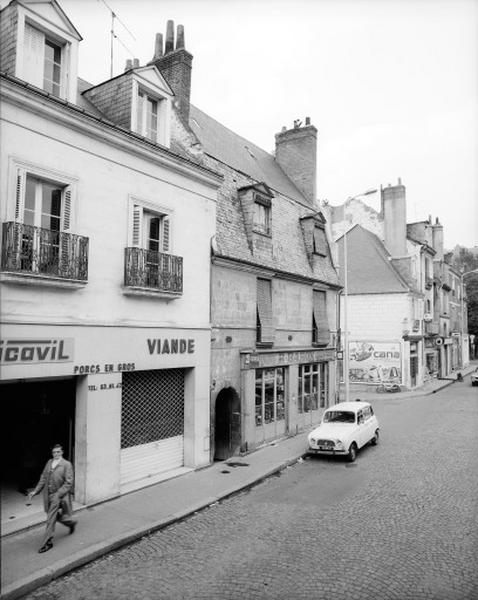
[313, 226, 328, 256]
[23, 23, 66, 98]
[253, 195, 271, 236]
[136, 90, 159, 141]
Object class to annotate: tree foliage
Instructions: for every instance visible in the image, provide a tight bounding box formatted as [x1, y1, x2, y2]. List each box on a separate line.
[451, 246, 478, 337]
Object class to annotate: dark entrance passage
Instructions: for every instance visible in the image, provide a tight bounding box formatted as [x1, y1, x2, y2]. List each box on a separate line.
[214, 387, 241, 460]
[0, 378, 76, 494]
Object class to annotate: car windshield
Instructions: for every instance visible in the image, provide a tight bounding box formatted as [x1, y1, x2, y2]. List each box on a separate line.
[323, 411, 356, 424]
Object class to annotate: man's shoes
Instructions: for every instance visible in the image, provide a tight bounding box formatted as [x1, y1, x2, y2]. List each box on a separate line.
[68, 522, 76, 535]
[38, 539, 53, 553]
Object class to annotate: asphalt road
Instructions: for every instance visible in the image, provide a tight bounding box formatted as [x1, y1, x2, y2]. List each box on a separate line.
[24, 380, 478, 600]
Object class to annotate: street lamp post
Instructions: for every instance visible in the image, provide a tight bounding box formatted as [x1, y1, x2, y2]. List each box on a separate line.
[342, 188, 378, 402]
[461, 268, 478, 365]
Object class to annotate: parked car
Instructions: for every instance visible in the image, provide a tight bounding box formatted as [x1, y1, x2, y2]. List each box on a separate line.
[471, 368, 478, 387]
[307, 401, 379, 462]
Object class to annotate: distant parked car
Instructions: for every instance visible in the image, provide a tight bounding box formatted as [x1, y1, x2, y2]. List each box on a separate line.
[471, 368, 478, 387]
[307, 401, 379, 462]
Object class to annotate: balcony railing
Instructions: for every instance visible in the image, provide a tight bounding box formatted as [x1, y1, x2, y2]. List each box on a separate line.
[124, 247, 183, 294]
[1, 221, 89, 281]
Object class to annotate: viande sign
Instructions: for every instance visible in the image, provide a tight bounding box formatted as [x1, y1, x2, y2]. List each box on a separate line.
[0, 339, 74, 364]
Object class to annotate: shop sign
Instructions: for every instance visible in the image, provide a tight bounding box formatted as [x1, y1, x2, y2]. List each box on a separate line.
[348, 341, 402, 385]
[0, 338, 73, 364]
[242, 348, 335, 370]
[147, 338, 195, 354]
[444, 337, 453, 345]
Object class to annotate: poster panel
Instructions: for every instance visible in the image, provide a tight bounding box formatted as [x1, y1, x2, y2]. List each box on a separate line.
[348, 341, 402, 385]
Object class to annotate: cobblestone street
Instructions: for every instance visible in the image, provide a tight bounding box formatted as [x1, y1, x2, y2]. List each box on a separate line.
[24, 383, 478, 600]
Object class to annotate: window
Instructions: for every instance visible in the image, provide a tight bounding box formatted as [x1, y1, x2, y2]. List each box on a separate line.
[1, 166, 89, 281]
[313, 226, 328, 256]
[256, 278, 274, 345]
[136, 90, 160, 141]
[297, 362, 328, 413]
[312, 290, 329, 345]
[126, 204, 175, 289]
[23, 23, 65, 97]
[255, 368, 285, 426]
[253, 195, 271, 235]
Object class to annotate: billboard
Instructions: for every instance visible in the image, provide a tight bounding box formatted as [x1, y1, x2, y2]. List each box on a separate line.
[348, 341, 402, 385]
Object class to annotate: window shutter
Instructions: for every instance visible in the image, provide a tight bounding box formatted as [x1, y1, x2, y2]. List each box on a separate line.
[62, 187, 72, 231]
[257, 278, 274, 344]
[162, 216, 170, 252]
[313, 291, 330, 345]
[313, 227, 328, 256]
[23, 23, 44, 88]
[132, 205, 143, 247]
[14, 169, 26, 221]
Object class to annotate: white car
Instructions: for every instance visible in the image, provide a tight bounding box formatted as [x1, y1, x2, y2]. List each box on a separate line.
[307, 401, 379, 462]
[471, 367, 478, 387]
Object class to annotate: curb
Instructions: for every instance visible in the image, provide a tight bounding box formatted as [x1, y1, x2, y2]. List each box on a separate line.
[0, 454, 305, 600]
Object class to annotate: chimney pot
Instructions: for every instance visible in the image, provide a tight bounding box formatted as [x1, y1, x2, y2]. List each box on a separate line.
[165, 20, 175, 53]
[398, 177, 402, 185]
[133, 58, 140, 68]
[305, 117, 311, 125]
[125, 58, 133, 71]
[176, 24, 185, 49]
[153, 33, 163, 60]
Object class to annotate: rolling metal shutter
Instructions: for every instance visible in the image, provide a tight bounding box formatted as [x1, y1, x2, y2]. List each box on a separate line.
[120, 369, 184, 485]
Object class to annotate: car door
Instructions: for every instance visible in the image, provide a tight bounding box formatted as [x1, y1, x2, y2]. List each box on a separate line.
[356, 410, 367, 448]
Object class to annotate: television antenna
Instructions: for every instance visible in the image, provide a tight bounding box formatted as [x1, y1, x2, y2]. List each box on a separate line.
[97, 0, 136, 78]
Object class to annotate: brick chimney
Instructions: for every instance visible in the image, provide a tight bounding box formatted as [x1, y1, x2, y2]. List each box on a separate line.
[381, 178, 407, 257]
[275, 117, 317, 205]
[149, 20, 192, 123]
[432, 217, 444, 260]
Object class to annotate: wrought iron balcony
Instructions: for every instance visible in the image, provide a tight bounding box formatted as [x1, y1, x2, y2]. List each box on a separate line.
[124, 247, 183, 294]
[1, 221, 89, 281]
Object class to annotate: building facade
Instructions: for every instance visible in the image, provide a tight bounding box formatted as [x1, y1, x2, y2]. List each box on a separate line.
[0, 0, 221, 517]
[329, 180, 468, 391]
[146, 23, 341, 457]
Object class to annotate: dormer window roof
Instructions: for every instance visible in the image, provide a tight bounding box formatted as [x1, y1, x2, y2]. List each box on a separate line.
[82, 64, 173, 148]
[4, 0, 82, 102]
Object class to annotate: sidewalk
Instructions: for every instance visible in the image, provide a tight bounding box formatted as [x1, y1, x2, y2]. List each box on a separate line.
[1, 363, 476, 600]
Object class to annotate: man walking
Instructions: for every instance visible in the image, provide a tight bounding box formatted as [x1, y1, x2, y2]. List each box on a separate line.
[28, 444, 77, 553]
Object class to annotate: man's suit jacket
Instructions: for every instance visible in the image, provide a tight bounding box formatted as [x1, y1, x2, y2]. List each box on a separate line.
[33, 457, 74, 513]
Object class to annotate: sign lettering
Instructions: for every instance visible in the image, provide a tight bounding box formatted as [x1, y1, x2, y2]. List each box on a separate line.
[0, 339, 73, 364]
[147, 338, 195, 355]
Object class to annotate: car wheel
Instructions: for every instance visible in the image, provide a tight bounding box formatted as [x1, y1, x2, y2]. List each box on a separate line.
[370, 430, 379, 446]
[347, 442, 357, 462]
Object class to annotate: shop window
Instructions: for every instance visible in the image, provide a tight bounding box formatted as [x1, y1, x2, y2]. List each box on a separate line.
[256, 278, 274, 346]
[298, 362, 328, 413]
[255, 367, 285, 426]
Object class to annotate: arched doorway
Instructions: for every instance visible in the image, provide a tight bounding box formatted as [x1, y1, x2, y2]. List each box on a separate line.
[214, 387, 241, 460]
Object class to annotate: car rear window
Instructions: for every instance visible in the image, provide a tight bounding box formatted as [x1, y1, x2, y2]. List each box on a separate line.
[323, 411, 355, 423]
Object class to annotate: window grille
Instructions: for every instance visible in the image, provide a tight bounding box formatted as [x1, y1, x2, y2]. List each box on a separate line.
[121, 369, 184, 449]
[257, 278, 274, 344]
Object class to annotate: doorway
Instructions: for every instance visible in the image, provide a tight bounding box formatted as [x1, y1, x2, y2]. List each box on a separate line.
[214, 387, 241, 460]
[1, 378, 76, 497]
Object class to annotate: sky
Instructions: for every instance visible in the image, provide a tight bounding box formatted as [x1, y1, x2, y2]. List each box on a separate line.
[24, 0, 478, 248]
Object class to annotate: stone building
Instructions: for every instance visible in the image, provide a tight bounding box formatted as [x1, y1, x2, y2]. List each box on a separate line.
[0, 0, 221, 528]
[148, 22, 341, 458]
[328, 180, 468, 391]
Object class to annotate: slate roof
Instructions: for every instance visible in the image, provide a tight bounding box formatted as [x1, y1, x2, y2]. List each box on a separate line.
[336, 225, 409, 294]
[189, 105, 306, 204]
[189, 105, 339, 286]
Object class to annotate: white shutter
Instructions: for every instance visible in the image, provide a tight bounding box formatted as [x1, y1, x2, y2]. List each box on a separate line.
[132, 205, 143, 247]
[61, 187, 72, 231]
[14, 169, 26, 222]
[23, 23, 44, 88]
[162, 216, 170, 252]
